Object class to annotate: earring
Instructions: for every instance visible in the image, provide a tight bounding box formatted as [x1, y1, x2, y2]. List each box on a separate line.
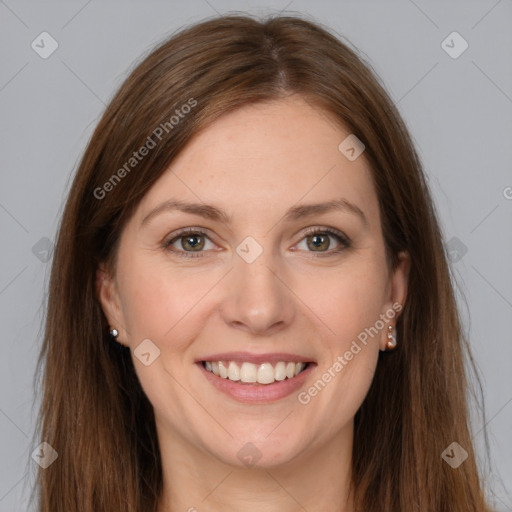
[109, 327, 126, 349]
[386, 325, 397, 350]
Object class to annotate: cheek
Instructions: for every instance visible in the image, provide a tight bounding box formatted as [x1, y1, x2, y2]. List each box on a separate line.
[296, 260, 388, 344]
[116, 253, 219, 349]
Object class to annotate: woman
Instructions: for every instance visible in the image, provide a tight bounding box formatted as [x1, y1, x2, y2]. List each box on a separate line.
[32, 13, 496, 512]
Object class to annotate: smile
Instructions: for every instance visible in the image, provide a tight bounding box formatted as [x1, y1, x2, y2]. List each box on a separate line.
[202, 360, 309, 385]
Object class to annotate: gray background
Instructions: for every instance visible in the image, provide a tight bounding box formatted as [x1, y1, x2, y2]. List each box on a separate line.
[1, 0, 511, 510]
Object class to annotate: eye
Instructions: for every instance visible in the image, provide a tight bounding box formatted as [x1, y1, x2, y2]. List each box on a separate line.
[294, 227, 351, 256]
[163, 228, 215, 258]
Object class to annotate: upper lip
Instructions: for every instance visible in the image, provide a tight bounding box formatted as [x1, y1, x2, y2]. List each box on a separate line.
[196, 351, 316, 365]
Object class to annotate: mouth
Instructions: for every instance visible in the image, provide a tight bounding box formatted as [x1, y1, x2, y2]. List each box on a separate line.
[195, 353, 316, 403]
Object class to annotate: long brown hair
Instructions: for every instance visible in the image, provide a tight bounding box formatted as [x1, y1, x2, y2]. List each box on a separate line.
[31, 13, 496, 512]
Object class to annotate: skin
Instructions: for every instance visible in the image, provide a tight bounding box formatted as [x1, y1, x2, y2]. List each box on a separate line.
[97, 95, 410, 512]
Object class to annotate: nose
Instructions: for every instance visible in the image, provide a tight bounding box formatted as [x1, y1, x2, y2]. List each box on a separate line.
[219, 243, 296, 336]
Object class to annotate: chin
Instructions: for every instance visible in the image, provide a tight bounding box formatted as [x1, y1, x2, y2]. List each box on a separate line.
[202, 433, 306, 469]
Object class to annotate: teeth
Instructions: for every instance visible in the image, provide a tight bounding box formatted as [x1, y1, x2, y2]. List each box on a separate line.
[203, 360, 307, 385]
[218, 361, 228, 379]
[240, 362, 257, 383]
[274, 361, 286, 381]
[228, 361, 240, 381]
[257, 363, 275, 384]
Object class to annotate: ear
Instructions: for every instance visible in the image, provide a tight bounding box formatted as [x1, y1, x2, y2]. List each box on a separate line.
[96, 263, 127, 346]
[379, 250, 410, 351]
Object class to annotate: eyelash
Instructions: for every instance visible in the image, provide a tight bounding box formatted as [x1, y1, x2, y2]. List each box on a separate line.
[162, 226, 351, 259]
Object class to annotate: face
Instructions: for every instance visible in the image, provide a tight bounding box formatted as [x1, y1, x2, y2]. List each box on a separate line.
[97, 95, 409, 468]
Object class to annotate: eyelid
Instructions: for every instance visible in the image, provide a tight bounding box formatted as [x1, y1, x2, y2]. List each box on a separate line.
[167, 226, 215, 239]
[300, 225, 350, 245]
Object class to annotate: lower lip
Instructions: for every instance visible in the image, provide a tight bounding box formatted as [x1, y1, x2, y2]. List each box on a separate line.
[197, 362, 315, 404]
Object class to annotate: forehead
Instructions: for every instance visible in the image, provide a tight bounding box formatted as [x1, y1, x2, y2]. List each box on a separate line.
[134, 96, 380, 229]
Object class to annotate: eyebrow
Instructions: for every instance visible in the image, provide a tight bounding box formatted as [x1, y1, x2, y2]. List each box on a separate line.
[140, 198, 368, 227]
